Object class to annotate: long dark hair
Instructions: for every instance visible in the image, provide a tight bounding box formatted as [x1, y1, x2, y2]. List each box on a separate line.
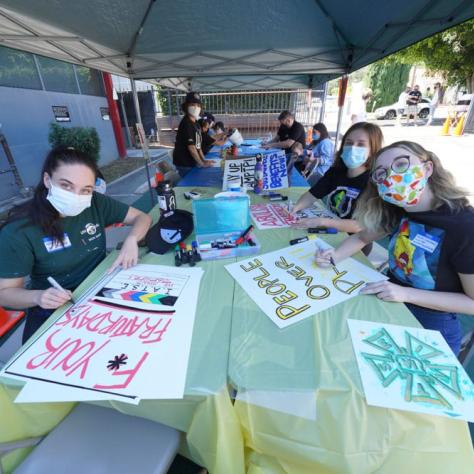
[2, 147, 98, 243]
[333, 122, 383, 171]
[312, 123, 329, 145]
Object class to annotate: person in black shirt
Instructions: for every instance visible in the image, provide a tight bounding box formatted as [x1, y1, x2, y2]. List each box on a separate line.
[315, 141, 474, 355]
[172, 91, 214, 177]
[405, 84, 422, 126]
[264, 111, 306, 175]
[198, 118, 227, 155]
[292, 122, 383, 233]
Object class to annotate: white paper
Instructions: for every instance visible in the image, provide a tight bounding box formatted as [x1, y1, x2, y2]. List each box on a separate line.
[348, 319, 474, 422]
[93, 264, 191, 312]
[236, 389, 317, 421]
[225, 239, 387, 328]
[250, 203, 336, 230]
[2, 265, 203, 404]
[14, 380, 140, 405]
[223, 156, 256, 190]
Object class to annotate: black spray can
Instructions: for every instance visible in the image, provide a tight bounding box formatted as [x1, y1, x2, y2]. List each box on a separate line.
[156, 181, 176, 215]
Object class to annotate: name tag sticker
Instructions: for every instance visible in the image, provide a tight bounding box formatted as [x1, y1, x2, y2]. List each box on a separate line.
[411, 232, 440, 253]
[43, 233, 72, 253]
[346, 187, 360, 199]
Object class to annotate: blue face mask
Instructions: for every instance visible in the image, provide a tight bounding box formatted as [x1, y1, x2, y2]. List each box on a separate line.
[312, 132, 320, 141]
[341, 146, 368, 169]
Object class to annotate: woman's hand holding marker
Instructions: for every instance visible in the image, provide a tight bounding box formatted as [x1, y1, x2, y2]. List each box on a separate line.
[314, 245, 336, 268]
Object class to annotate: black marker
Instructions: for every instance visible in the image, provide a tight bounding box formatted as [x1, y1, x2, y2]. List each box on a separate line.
[289, 236, 308, 245]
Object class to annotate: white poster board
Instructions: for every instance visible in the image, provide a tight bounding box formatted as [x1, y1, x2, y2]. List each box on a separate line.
[348, 319, 474, 422]
[2, 265, 203, 404]
[222, 151, 288, 191]
[225, 239, 386, 328]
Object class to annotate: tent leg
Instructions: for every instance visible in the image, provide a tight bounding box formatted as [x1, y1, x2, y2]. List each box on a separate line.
[130, 77, 155, 209]
[319, 81, 328, 123]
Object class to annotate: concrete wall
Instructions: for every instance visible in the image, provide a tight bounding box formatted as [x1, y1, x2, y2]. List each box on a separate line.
[0, 86, 118, 193]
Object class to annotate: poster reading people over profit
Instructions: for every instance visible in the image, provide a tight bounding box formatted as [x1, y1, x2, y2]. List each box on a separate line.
[2, 265, 203, 404]
[348, 319, 474, 422]
[225, 239, 386, 328]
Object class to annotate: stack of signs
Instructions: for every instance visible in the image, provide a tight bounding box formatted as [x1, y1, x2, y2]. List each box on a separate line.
[1, 264, 203, 404]
[225, 239, 386, 328]
[223, 151, 288, 191]
[251, 203, 336, 230]
[348, 319, 474, 421]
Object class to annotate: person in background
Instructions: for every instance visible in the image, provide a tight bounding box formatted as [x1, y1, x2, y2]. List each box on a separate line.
[172, 91, 214, 177]
[405, 85, 422, 126]
[315, 141, 474, 355]
[300, 123, 335, 186]
[426, 82, 441, 126]
[94, 169, 107, 194]
[350, 88, 373, 124]
[264, 110, 306, 173]
[198, 118, 227, 155]
[291, 122, 383, 235]
[0, 147, 152, 343]
[396, 86, 410, 126]
[213, 121, 225, 135]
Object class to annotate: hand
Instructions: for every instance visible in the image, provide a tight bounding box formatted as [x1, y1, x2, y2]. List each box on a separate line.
[291, 217, 325, 229]
[314, 248, 335, 268]
[36, 287, 73, 309]
[109, 236, 139, 272]
[360, 281, 410, 303]
[203, 160, 215, 168]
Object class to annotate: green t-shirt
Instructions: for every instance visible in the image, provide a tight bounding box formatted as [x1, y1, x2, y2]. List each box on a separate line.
[0, 192, 129, 290]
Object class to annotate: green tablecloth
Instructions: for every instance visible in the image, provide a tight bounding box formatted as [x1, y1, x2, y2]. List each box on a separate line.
[1, 186, 473, 473]
[228, 188, 474, 473]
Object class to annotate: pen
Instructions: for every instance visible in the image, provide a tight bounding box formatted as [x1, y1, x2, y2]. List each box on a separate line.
[235, 224, 254, 246]
[47, 276, 75, 304]
[307, 227, 338, 234]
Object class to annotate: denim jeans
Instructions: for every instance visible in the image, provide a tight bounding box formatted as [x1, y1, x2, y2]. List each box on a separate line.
[405, 303, 462, 355]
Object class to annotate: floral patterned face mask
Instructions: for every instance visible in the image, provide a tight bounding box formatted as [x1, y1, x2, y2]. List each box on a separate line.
[376, 164, 428, 207]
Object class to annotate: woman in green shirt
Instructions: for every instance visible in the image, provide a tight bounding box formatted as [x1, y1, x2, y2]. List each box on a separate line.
[0, 147, 152, 342]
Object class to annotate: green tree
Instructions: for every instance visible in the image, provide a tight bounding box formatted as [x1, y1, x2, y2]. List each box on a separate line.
[390, 19, 474, 92]
[366, 61, 411, 110]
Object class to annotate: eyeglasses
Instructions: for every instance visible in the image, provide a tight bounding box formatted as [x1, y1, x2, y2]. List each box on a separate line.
[371, 155, 411, 184]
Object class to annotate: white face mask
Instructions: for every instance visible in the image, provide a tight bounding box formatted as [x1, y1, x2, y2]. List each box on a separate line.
[187, 106, 201, 119]
[46, 181, 92, 217]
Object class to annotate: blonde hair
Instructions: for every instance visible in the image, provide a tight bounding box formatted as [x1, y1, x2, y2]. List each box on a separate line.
[354, 141, 470, 234]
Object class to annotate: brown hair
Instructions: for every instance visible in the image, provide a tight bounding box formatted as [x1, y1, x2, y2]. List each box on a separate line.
[333, 122, 383, 171]
[354, 141, 470, 234]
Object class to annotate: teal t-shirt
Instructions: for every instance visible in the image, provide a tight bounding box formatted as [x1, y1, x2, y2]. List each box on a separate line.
[0, 192, 129, 290]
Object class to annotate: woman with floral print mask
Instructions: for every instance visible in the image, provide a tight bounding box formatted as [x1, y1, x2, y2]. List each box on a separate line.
[314, 141, 474, 355]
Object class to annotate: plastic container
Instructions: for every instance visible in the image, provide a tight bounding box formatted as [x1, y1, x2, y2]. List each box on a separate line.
[192, 197, 260, 260]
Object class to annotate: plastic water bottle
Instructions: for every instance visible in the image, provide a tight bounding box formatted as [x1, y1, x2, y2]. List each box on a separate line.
[254, 154, 263, 194]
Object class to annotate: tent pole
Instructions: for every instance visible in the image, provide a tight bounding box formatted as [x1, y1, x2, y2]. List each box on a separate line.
[130, 77, 155, 208]
[334, 76, 348, 149]
[319, 81, 329, 123]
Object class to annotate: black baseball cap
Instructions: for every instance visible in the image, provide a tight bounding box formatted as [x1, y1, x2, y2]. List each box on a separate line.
[145, 209, 194, 254]
[184, 91, 202, 105]
[202, 112, 215, 123]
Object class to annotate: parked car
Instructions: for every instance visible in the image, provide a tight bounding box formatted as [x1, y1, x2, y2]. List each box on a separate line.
[374, 99, 432, 120]
[454, 94, 472, 113]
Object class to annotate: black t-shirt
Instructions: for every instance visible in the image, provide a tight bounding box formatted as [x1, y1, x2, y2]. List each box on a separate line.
[309, 167, 369, 219]
[201, 131, 216, 155]
[406, 90, 422, 105]
[277, 120, 306, 152]
[388, 205, 474, 293]
[173, 115, 202, 167]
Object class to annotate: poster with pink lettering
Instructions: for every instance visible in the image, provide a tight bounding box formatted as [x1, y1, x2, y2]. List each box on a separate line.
[250, 203, 336, 230]
[2, 265, 203, 404]
[225, 239, 387, 328]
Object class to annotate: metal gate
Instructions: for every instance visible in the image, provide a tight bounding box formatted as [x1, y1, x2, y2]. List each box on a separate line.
[155, 87, 327, 146]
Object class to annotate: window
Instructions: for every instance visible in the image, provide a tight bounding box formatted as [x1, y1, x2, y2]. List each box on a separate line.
[37, 56, 79, 94]
[75, 66, 105, 96]
[0, 46, 42, 90]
